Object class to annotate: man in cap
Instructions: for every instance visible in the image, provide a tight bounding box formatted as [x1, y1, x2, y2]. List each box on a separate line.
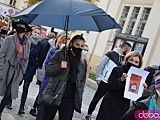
[0, 20, 32, 119]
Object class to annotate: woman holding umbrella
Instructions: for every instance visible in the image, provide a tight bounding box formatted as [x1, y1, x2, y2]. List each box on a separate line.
[41, 35, 87, 120]
[35, 34, 70, 119]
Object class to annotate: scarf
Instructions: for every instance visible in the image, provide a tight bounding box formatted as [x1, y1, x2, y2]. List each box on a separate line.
[149, 95, 160, 110]
[15, 36, 26, 65]
[29, 36, 40, 45]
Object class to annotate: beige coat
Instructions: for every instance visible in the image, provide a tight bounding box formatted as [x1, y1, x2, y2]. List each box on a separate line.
[0, 33, 30, 99]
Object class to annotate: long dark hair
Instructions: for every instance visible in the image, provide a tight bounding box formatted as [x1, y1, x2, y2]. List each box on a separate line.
[68, 35, 85, 48]
[68, 35, 85, 62]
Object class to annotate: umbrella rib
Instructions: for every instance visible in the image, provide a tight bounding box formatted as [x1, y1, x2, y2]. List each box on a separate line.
[92, 16, 101, 32]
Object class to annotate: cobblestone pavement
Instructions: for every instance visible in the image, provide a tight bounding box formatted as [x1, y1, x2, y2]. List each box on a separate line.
[1, 76, 101, 120]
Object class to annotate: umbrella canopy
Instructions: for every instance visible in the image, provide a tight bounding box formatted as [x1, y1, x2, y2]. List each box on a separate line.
[14, 0, 121, 32]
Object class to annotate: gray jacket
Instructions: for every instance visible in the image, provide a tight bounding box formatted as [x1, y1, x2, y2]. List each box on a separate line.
[0, 33, 30, 99]
[44, 47, 87, 113]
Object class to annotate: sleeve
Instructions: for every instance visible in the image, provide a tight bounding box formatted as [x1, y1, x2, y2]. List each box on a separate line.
[82, 59, 87, 83]
[121, 105, 137, 120]
[96, 55, 110, 80]
[107, 67, 126, 91]
[0, 38, 9, 79]
[45, 51, 63, 77]
[37, 42, 50, 68]
[44, 48, 56, 69]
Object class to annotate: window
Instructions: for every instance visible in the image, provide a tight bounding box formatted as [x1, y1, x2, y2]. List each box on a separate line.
[115, 6, 130, 35]
[135, 7, 151, 37]
[9, 0, 16, 6]
[131, 7, 140, 19]
[125, 7, 140, 35]
[141, 8, 151, 20]
[126, 21, 135, 35]
[122, 6, 130, 18]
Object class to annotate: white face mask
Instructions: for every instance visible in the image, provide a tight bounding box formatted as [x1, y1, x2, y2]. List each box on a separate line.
[60, 44, 65, 49]
[156, 90, 160, 97]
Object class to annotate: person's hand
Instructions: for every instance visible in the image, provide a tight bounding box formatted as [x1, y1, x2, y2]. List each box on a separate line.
[96, 80, 101, 85]
[121, 73, 128, 81]
[143, 83, 148, 90]
[61, 61, 67, 68]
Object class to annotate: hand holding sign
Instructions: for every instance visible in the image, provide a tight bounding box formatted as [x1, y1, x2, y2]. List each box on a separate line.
[124, 66, 149, 101]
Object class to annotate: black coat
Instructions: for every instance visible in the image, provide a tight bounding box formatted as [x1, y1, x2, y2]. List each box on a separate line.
[121, 97, 150, 120]
[37, 38, 50, 68]
[97, 66, 130, 120]
[44, 47, 87, 113]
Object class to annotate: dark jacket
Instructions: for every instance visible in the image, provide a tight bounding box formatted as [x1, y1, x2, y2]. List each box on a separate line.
[44, 47, 87, 113]
[97, 66, 130, 120]
[105, 50, 124, 66]
[37, 38, 50, 68]
[23, 41, 43, 82]
[37, 47, 58, 103]
[121, 97, 150, 120]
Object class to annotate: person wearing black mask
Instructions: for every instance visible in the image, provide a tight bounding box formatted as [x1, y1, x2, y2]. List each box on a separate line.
[96, 51, 147, 120]
[84, 42, 131, 120]
[18, 26, 43, 115]
[41, 35, 87, 120]
[0, 21, 8, 48]
[0, 21, 32, 119]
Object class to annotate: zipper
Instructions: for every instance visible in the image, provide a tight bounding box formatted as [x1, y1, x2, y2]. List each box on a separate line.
[53, 75, 70, 99]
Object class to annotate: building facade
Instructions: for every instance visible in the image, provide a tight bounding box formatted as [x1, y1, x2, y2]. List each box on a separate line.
[0, 0, 24, 16]
[86, 0, 160, 72]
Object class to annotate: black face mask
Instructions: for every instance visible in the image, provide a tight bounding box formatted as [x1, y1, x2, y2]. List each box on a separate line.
[125, 62, 139, 72]
[16, 26, 26, 33]
[123, 50, 128, 56]
[71, 45, 83, 55]
[0, 29, 7, 35]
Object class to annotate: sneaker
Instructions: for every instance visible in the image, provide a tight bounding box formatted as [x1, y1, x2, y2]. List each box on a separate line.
[83, 115, 91, 120]
[29, 108, 37, 117]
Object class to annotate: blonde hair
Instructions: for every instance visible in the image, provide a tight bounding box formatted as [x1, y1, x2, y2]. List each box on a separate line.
[56, 31, 69, 39]
[56, 35, 70, 48]
[123, 51, 143, 68]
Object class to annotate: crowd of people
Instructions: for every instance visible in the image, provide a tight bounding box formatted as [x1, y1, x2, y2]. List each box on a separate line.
[0, 15, 160, 120]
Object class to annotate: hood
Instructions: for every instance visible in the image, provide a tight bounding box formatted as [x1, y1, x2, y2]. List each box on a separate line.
[113, 47, 124, 56]
[48, 38, 56, 48]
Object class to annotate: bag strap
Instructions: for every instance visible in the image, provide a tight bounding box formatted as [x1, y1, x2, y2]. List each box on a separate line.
[53, 75, 70, 99]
